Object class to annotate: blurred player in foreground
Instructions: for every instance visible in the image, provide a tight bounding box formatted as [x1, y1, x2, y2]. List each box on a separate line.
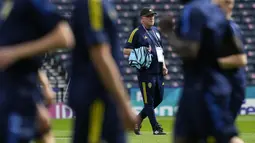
[68, 0, 137, 143]
[218, 0, 246, 121]
[159, 0, 245, 142]
[0, 0, 74, 142]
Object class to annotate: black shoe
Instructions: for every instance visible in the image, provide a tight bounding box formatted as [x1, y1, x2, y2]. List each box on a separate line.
[153, 124, 166, 135]
[134, 124, 141, 135]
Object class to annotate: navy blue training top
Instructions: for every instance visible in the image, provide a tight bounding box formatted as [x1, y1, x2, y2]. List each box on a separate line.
[177, 0, 232, 96]
[69, 0, 122, 107]
[125, 24, 164, 76]
[0, 0, 62, 115]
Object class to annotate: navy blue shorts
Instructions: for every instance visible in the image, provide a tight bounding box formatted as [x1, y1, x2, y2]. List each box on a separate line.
[72, 98, 126, 143]
[174, 87, 238, 143]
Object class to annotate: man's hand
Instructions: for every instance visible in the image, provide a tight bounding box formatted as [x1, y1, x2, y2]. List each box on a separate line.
[147, 45, 152, 52]
[158, 15, 175, 37]
[158, 15, 183, 50]
[230, 136, 244, 143]
[0, 48, 17, 69]
[37, 104, 51, 133]
[120, 103, 138, 130]
[38, 70, 55, 106]
[159, 15, 199, 58]
[42, 87, 56, 106]
[163, 66, 168, 76]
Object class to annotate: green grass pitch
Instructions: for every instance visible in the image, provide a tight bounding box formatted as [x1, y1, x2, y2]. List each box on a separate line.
[52, 116, 255, 143]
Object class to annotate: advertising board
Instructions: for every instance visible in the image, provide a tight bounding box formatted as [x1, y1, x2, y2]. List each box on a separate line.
[48, 87, 255, 119]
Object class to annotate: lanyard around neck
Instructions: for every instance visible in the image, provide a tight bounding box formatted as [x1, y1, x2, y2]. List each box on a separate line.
[142, 25, 161, 46]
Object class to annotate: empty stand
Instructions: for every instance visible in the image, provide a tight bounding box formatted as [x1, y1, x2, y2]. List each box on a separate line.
[47, 0, 255, 102]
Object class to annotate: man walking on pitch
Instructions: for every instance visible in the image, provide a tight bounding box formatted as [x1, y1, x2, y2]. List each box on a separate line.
[124, 7, 168, 135]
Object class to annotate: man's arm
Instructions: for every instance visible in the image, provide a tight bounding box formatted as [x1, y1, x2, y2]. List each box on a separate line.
[217, 24, 247, 69]
[38, 70, 55, 106]
[159, 8, 204, 58]
[123, 28, 139, 56]
[0, 0, 75, 69]
[218, 54, 247, 69]
[90, 43, 130, 108]
[38, 70, 50, 88]
[0, 21, 74, 69]
[163, 31, 200, 58]
[1, 21, 74, 60]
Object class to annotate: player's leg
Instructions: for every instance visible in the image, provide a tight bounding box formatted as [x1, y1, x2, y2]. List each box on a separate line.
[229, 90, 245, 120]
[136, 78, 148, 122]
[72, 98, 105, 143]
[173, 87, 206, 143]
[137, 79, 160, 134]
[204, 92, 243, 143]
[173, 99, 191, 143]
[134, 78, 155, 135]
[103, 100, 127, 143]
[105, 131, 127, 143]
[154, 75, 164, 108]
[136, 79, 164, 129]
[134, 76, 165, 135]
[151, 75, 166, 135]
[72, 111, 88, 143]
[137, 76, 164, 120]
[153, 85, 163, 108]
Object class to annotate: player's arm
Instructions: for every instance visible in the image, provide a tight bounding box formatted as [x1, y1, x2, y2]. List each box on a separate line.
[0, 21, 74, 60]
[164, 31, 200, 58]
[159, 8, 204, 58]
[38, 70, 50, 88]
[123, 29, 138, 55]
[217, 24, 247, 69]
[90, 44, 130, 105]
[0, 0, 74, 62]
[218, 54, 247, 69]
[38, 70, 55, 105]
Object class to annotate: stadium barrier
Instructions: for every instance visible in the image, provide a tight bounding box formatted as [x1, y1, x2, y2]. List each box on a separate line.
[49, 87, 255, 119]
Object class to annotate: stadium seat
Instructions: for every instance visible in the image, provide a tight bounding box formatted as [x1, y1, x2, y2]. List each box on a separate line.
[46, 0, 255, 100]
